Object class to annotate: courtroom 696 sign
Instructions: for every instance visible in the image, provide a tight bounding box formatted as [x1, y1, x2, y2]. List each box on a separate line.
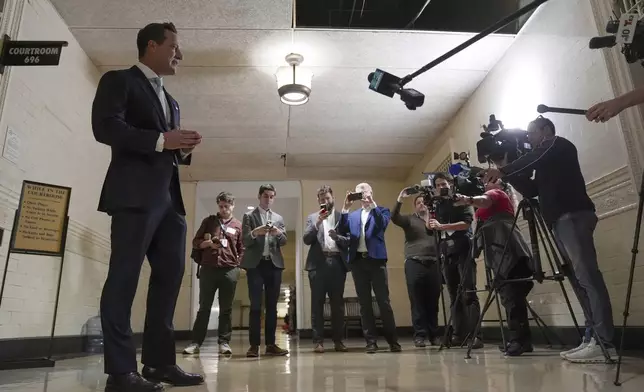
[0, 35, 68, 74]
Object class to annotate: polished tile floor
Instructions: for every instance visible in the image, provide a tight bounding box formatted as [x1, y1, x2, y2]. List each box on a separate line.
[1, 332, 643, 392]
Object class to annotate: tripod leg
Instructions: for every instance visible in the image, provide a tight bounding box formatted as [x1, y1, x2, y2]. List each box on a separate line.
[489, 268, 507, 350]
[526, 302, 556, 348]
[615, 172, 644, 385]
[465, 289, 497, 359]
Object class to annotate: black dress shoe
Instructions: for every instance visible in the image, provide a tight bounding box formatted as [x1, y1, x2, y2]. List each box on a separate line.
[105, 372, 163, 392]
[142, 365, 204, 387]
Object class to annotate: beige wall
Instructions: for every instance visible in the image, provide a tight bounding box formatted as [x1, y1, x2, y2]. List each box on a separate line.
[0, 0, 109, 338]
[408, 0, 642, 327]
[0, 0, 196, 339]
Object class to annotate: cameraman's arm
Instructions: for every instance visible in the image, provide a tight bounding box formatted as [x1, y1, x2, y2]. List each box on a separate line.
[587, 86, 644, 122]
[391, 201, 411, 227]
[499, 137, 557, 178]
[506, 175, 539, 198]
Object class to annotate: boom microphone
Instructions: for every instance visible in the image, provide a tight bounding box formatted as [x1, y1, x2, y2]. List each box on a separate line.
[537, 104, 586, 115]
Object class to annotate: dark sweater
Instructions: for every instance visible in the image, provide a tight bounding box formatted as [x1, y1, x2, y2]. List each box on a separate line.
[499, 136, 595, 226]
[391, 202, 437, 261]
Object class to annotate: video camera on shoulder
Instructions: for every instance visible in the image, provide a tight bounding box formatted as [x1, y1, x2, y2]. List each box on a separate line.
[476, 114, 532, 166]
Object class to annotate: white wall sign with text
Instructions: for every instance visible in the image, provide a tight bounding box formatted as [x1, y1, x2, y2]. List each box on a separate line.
[2, 126, 20, 165]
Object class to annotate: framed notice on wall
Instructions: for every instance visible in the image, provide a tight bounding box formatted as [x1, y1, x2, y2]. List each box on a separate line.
[10, 180, 71, 256]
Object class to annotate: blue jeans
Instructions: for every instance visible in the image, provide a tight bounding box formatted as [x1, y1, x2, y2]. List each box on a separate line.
[553, 211, 614, 343]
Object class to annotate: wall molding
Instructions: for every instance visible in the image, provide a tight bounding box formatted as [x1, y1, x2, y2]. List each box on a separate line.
[590, 0, 644, 187]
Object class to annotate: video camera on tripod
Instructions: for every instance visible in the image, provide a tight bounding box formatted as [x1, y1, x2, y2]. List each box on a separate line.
[589, 13, 644, 65]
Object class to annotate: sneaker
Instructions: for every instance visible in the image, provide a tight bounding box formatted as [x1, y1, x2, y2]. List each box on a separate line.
[365, 343, 378, 354]
[504, 341, 533, 357]
[390, 343, 402, 352]
[183, 343, 200, 355]
[314, 344, 324, 353]
[265, 344, 289, 356]
[414, 339, 426, 348]
[246, 345, 259, 358]
[219, 343, 232, 355]
[559, 340, 589, 359]
[565, 339, 617, 363]
[334, 342, 348, 352]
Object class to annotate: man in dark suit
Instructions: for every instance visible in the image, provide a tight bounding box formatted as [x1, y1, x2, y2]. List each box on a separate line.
[240, 184, 289, 358]
[338, 183, 401, 353]
[92, 22, 204, 392]
[303, 185, 350, 353]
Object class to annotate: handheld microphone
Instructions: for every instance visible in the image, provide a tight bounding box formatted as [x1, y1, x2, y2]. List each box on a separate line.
[537, 104, 586, 115]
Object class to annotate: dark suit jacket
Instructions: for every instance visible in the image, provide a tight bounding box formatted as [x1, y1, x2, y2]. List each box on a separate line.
[303, 210, 350, 271]
[240, 208, 287, 269]
[91, 66, 191, 215]
[338, 206, 391, 262]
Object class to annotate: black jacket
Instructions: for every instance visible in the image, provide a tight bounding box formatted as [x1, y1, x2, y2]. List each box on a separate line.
[499, 136, 594, 226]
[91, 66, 191, 215]
[474, 213, 533, 279]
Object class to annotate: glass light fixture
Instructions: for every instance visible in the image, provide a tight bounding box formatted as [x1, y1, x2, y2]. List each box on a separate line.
[275, 53, 313, 106]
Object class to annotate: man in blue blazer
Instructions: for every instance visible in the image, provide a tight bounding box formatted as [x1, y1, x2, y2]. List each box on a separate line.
[92, 22, 203, 392]
[338, 183, 400, 353]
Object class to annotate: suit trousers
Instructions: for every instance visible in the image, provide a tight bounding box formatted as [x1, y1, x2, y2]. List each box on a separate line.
[351, 256, 398, 345]
[100, 197, 186, 374]
[247, 258, 283, 346]
[308, 255, 347, 344]
[191, 265, 240, 345]
[404, 259, 442, 341]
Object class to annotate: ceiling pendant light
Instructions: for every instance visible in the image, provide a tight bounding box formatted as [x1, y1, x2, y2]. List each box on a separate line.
[275, 53, 313, 106]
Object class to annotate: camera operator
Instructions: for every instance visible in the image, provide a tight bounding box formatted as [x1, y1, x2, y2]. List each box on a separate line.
[392, 189, 441, 348]
[586, 85, 644, 123]
[454, 179, 534, 356]
[430, 173, 483, 349]
[483, 116, 616, 363]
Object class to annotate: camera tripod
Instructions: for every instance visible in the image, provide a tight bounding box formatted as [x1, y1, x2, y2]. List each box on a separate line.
[613, 170, 644, 386]
[464, 198, 614, 362]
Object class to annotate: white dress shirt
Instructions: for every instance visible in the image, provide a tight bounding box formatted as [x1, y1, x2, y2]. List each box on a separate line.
[135, 63, 190, 159]
[322, 210, 339, 252]
[342, 203, 377, 253]
[258, 206, 272, 257]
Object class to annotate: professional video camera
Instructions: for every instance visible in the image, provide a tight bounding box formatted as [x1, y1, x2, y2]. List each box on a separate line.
[405, 154, 484, 209]
[589, 14, 644, 65]
[449, 152, 485, 197]
[476, 114, 531, 165]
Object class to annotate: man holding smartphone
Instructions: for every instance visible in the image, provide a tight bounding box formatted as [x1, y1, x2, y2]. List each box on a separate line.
[241, 184, 289, 358]
[338, 183, 400, 353]
[303, 185, 350, 353]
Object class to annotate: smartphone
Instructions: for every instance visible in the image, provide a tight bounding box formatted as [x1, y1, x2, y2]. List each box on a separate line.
[320, 203, 328, 212]
[347, 192, 364, 202]
[265, 221, 274, 228]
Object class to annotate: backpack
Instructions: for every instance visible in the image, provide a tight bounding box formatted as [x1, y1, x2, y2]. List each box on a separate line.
[190, 215, 216, 278]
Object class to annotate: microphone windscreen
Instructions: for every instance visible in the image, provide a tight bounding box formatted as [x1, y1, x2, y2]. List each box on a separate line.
[537, 104, 548, 113]
[589, 35, 617, 49]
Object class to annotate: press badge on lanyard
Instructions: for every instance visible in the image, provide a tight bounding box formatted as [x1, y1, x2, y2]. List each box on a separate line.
[219, 219, 230, 248]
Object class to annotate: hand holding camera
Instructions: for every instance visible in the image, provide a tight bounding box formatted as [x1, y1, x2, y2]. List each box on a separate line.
[343, 191, 363, 210]
[199, 233, 213, 249]
[453, 194, 473, 206]
[316, 206, 331, 226]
